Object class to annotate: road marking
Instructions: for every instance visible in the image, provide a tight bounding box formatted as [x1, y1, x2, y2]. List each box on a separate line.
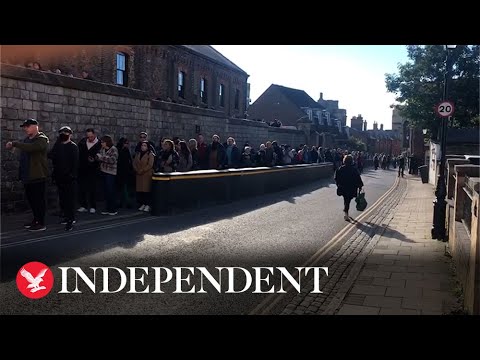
[0, 215, 164, 249]
[0, 213, 146, 241]
[249, 175, 401, 315]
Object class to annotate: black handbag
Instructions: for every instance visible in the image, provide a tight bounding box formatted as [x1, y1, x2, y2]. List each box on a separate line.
[355, 190, 367, 211]
[336, 187, 343, 197]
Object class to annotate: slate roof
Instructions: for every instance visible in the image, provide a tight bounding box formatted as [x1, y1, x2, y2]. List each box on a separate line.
[271, 84, 324, 109]
[180, 45, 248, 75]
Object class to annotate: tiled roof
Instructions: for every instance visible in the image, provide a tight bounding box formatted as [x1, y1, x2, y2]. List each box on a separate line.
[180, 45, 248, 75]
[271, 84, 324, 109]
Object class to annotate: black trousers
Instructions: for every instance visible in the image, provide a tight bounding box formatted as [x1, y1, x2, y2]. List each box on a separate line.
[136, 192, 151, 206]
[343, 195, 354, 213]
[78, 173, 97, 209]
[57, 181, 76, 222]
[24, 180, 46, 225]
[398, 166, 405, 177]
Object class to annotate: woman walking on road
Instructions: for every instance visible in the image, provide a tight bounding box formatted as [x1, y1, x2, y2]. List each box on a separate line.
[335, 155, 364, 221]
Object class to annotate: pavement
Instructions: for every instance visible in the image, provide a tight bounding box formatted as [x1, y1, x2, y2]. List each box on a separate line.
[277, 175, 461, 315]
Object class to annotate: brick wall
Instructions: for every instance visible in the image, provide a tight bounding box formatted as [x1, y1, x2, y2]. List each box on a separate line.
[1, 64, 304, 213]
[1, 45, 248, 118]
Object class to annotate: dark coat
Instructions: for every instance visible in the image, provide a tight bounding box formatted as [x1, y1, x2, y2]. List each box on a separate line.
[265, 148, 275, 166]
[48, 140, 79, 184]
[78, 137, 102, 176]
[273, 146, 284, 165]
[197, 142, 208, 169]
[225, 145, 241, 168]
[190, 148, 199, 170]
[14, 132, 50, 182]
[335, 164, 364, 198]
[206, 142, 226, 169]
[117, 147, 134, 186]
[256, 150, 266, 167]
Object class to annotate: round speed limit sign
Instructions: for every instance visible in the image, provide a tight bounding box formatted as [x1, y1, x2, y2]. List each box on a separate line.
[435, 101, 455, 117]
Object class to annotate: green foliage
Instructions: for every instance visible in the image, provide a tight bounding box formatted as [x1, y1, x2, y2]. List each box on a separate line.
[385, 45, 479, 134]
[347, 137, 367, 151]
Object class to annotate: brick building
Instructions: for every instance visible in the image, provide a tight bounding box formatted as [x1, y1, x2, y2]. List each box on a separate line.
[0, 64, 304, 213]
[1, 45, 249, 118]
[247, 84, 326, 127]
[317, 92, 347, 127]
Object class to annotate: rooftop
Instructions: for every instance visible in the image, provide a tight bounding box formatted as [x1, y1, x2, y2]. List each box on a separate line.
[271, 84, 324, 109]
[180, 45, 248, 76]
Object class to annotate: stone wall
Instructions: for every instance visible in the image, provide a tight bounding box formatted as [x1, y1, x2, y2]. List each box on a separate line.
[1, 64, 305, 213]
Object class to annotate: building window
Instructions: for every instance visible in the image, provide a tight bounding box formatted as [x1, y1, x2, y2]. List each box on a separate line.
[234, 89, 240, 110]
[178, 71, 185, 99]
[219, 84, 225, 107]
[200, 78, 207, 103]
[116, 53, 128, 86]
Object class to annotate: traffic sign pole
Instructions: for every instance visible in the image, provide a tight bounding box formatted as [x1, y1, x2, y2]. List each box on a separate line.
[432, 50, 455, 240]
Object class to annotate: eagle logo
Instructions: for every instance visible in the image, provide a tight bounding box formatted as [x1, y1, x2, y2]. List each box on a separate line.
[16, 261, 54, 299]
[20, 267, 48, 293]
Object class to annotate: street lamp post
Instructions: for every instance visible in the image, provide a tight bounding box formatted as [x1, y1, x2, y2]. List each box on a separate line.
[432, 45, 456, 240]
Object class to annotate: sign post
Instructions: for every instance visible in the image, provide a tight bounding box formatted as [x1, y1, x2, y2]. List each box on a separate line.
[432, 100, 455, 240]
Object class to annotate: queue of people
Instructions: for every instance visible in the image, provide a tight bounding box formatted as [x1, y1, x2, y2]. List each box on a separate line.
[6, 118, 373, 232]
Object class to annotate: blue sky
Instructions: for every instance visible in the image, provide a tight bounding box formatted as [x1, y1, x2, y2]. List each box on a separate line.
[212, 45, 409, 130]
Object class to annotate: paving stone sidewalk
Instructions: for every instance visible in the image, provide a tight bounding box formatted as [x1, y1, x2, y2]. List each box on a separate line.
[281, 175, 460, 315]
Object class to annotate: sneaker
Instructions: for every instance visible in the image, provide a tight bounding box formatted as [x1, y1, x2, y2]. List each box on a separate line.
[143, 205, 150, 212]
[24, 220, 36, 229]
[60, 219, 77, 225]
[108, 212, 118, 216]
[89, 208, 96, 214]
[77, 207, 88, 213]
[138, 205, 146, 211]
[28, 224, 47, 232]
[101, 211, 110, 215]
[65, 222, 74, 232]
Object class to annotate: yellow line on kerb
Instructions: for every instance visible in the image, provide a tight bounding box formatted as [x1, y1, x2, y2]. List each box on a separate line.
[152, 165, 330, 181]
[249, 175, 401, 315]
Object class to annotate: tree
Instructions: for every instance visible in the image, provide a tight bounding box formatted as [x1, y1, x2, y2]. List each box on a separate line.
[347, 137, 367, 152]
[385, 45, 479, 137]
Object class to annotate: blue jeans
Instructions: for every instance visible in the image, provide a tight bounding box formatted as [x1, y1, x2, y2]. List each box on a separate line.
[102, 173, 117, 213]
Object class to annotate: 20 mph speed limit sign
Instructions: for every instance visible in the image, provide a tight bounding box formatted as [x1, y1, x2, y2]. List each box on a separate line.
[435, 101, 455, 117]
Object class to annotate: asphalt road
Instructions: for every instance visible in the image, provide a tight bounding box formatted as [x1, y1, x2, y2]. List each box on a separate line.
[0, 168, 397, 315]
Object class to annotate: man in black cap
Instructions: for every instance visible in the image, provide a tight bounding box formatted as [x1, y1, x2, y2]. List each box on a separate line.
[48, 126, 79, 231]
[6, 119, 50, 232]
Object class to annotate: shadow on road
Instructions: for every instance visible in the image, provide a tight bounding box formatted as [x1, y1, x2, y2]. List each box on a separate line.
[1, 177, 336, 282]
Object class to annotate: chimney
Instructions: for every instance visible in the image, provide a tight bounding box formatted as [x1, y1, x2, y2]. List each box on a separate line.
[319, 92, 323, 100]
[363, 120, 367, 131]
[380, 123, 384, 131]
[373, 122, 378, 131]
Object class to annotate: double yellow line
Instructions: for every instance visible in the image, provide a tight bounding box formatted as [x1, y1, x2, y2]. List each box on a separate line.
[249, 175, 401, 315]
